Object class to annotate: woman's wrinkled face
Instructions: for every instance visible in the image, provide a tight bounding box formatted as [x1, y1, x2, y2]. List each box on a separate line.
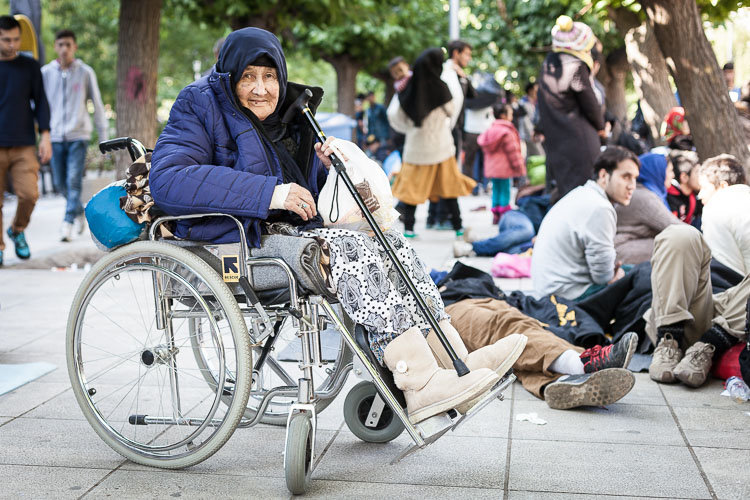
[235, 64, 279, 121]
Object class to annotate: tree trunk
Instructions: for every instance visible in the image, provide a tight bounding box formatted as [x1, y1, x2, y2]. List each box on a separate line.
[640, 0, 750, 169]
[625, 23, 678, 144]
[610, 7, 677, 145]
[598, 48, 629, 125]
[323, 54, 361, 118]
[229, 15, 275, 32]
[115, 0, 162, 178]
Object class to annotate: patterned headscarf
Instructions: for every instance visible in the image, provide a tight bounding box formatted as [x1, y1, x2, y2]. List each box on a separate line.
[551, 15, 595, 70]
[662, 107, 688, 143]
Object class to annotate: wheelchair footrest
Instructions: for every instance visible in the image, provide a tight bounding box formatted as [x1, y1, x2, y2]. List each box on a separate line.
[451, 372, 516, 432]
[390, 412, 454, 465]
[390, 372, 516, 465]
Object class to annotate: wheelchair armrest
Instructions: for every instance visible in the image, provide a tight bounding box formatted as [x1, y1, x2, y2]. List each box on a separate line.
[149, 213, 250, 278]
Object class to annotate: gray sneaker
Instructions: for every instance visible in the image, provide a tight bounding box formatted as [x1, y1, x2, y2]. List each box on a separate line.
[673, 341, 715, 388]
[544, 368, 635, 410]
[649, 333, 683, 383]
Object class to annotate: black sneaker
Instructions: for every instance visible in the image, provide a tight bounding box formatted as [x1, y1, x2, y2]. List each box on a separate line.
[544, 368, 636, 410]
[579, 331, 638, 373]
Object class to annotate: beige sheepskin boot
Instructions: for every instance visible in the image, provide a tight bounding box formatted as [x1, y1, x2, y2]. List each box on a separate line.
[383, 327, 500, 423]
[427, 320, 527, 378]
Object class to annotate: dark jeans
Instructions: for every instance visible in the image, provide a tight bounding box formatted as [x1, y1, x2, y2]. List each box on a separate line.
[471, 210, 534, 256]
[51, 140, 87, 223]
[427, 199, 449, 226]
[404, 198, 461, 231]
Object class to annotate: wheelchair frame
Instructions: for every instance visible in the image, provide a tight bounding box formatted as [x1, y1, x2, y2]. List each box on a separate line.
[67, 137, 515, 495]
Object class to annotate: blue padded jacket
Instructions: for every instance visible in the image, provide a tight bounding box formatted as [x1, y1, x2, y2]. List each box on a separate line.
[150, 71, 326, 247]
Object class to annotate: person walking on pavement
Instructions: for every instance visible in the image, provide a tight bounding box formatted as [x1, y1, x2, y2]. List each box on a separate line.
[42, 29, 109, 242]
[388, 47, 475, 238]
[427, 39, 476, 229]
[0, 15, 51, 266]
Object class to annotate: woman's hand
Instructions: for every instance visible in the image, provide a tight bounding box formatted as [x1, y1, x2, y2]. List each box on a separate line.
[284, 183, 317, 220]
[314, 136, 349, 170]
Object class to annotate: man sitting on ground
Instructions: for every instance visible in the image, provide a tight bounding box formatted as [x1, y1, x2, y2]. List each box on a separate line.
[531, 146, 639, 301]
[666, 150, 702, 229]
[648, 154, 750, 388]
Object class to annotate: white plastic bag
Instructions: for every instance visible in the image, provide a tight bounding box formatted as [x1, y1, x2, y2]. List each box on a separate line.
[317, 139, 400, 232]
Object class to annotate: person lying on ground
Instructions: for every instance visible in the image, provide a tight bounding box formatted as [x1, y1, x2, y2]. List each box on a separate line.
[614, 152, 682, 265]
[149, 27, 526, 425]
[429, 264, 637, 409]
[453, 209, 534, 258]
[531, 146, 639, 301]
[647, 155, 750, 388]
[666, 150, 702, 228]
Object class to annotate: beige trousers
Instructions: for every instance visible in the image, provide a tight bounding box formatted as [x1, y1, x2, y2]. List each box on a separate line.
[0, 146, 40, 251]
[645, 224, 750, 347]
[445, 297, 583, 399]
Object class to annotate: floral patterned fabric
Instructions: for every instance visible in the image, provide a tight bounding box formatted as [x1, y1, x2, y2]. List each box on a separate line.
[308, 228, 449, 364]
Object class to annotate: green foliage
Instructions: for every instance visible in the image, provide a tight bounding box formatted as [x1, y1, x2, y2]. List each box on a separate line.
[168, 0, 347, 31]
[461, 0, 624, 94]
[41, 0, 226, 124]
[286, 49, 338, 113]
[292, 1, 448, 77]
[696, 0, 750, 23]
[44, 0, 119, 105]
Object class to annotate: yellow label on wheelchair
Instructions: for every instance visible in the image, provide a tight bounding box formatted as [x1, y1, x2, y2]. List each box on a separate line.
[221, 255, 240, 282]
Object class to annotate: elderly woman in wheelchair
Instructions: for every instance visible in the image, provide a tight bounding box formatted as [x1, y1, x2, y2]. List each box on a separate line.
[148, 27, 525, 425]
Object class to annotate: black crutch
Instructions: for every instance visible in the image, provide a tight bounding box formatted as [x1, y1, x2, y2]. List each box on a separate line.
[293, 89, 470, 376]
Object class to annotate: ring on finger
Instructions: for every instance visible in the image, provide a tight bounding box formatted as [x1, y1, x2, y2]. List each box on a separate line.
[299, 202, 308, 209]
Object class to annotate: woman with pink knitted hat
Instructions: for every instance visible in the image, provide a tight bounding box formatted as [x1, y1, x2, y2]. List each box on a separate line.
[537, 15, 606, 200]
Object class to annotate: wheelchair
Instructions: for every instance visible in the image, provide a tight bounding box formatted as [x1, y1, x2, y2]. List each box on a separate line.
[66, 138, 515, 495]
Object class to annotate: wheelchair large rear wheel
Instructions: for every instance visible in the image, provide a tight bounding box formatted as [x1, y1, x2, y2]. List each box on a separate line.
[66, 241, 252, 469]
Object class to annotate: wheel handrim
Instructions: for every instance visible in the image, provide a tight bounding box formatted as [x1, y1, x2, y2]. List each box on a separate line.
[71, 254, 240, 460]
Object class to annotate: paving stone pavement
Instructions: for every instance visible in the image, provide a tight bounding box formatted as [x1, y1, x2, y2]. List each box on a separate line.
[1, 194, 749, 499]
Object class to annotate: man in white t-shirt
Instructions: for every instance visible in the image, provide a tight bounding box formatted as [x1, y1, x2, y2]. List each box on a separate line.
[647, 154, 750, 389]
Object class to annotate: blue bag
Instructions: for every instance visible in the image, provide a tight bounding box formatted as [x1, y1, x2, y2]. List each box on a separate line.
[85, 182, 145, 250]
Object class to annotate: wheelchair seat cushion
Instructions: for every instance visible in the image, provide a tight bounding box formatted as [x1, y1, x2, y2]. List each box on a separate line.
[185, 234, 335, 301]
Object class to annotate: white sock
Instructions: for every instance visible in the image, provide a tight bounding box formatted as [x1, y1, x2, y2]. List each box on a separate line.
[549, 349, 585, 375]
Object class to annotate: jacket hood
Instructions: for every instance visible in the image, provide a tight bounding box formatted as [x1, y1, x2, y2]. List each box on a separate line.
[216, 27, 288, 113]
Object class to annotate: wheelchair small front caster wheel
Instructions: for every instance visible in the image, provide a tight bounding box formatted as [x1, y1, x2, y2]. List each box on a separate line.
[285, 412, 313, 495]
[344, 381, 404, 443]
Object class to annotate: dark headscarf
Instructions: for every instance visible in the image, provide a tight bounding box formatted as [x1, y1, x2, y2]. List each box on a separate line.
[399, 48, 452, 127]
[217, 27, 288, 129]
[217, 27, 322, 229]
[637, 153, 669, 209]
